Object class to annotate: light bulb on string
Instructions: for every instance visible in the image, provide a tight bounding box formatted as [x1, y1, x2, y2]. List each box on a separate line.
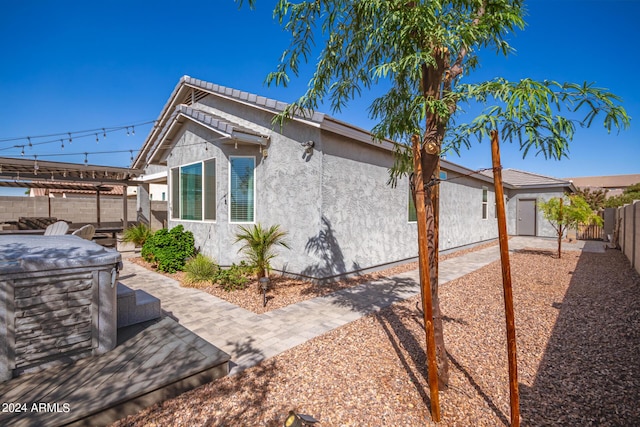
[103, 128, 107, 138]
[68, 132, 72, 144]
[95, 133, 99, 143]
[60, 139, 64, 150]
[27, 136, 32, 148]
[126, 127, 130, 136]
[63, 170, 67, 178]
[129, 150, 134, 163]
[132, 126, 135, 135]
[84, 152, 88, 166]
[20, 146, 25, 156]
[33, 155, 39, 175]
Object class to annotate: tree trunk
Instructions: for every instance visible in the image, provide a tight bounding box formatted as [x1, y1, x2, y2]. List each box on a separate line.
[419, 48, 450, 389]
[557, 198, 563, 259]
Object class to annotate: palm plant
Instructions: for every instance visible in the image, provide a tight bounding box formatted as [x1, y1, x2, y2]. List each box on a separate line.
[234, 223, 290, 280]
[122, 223, 152, 247]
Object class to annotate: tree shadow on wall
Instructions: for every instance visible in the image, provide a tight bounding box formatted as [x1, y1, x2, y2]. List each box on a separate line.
[301, 216, 347, 280]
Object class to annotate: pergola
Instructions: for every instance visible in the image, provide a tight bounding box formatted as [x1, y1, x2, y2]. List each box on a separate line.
[0, 156, 142, 228]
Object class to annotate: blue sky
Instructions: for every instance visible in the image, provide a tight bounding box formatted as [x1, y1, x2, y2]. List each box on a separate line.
[1, 1, 638, 196]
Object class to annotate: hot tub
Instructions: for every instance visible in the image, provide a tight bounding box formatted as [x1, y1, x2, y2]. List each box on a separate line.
[0, 235, 122, 381]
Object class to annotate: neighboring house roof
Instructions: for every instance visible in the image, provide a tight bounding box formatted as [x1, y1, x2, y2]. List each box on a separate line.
[134, 76, 572, 192]
[564, 174, 640, 190]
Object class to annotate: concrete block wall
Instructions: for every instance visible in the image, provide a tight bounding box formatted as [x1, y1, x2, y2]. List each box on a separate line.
[0, 196, 142, 225]
[617, 200, 639, 275]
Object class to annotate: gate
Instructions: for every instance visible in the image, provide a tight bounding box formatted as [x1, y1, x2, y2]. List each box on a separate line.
[577, 224, 604, 240]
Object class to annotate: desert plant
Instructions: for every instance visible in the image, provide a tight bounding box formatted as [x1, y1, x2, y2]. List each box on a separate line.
[184, 253, 218, 285]
[234, 223, 290, 280]
[212, 261, 253, 292]
[122, 223, 152, 247]
[141, 225, 195, 273]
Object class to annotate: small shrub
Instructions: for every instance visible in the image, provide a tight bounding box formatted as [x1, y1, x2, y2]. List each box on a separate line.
[141, 225, 195, 273]
[184, 254, 218, 284]
[213, 261, 253, 292]
[122, 223, 152, 247]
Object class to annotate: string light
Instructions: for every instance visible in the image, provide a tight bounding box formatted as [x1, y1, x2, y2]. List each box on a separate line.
[63, 170, 67, 177]
[95, 133, 99, 143]
[103, 128, 107, 138]
[33, 155, 39, 175]
[84, 152, 88, 166]
[60, 138, 64, 150]
[20, 146, 25, 156]
[68, 132, 72, 144]
[126, 127, 130, 136]
[27, 137, 32, 148]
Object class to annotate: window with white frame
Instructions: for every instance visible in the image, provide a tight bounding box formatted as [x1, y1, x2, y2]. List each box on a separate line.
[229, 156, 255, 223]
[482, 186, 488, 219]
[170, 159, 216, 221]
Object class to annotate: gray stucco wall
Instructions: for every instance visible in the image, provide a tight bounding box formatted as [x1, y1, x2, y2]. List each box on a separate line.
[439, 174, 498, 249]
[161, 92, 570, 279]
[505, 189, 565, 238]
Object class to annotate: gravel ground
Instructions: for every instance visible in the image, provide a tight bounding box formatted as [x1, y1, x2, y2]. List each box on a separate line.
[114, 246, 640, 426]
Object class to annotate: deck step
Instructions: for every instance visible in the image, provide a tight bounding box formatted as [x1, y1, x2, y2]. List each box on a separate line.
[117, 283, 162, 328]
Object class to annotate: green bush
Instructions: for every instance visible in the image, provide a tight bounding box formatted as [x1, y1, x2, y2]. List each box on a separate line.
[184, 254, 218, 284]
[212, 261, 253, 292]
[122, 223, 152, 247]
[141, 225, 195, 273]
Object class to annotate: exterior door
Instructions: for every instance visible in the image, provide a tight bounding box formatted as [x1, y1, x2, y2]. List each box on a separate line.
[517, 199, 537, 236]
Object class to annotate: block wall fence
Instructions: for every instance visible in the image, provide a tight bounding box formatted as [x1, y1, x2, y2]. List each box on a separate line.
[611, 201, 640, 276]
[0, 196, 167, 231]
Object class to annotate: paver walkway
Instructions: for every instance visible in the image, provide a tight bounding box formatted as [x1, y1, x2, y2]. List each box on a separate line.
[119, 237, 598, 374]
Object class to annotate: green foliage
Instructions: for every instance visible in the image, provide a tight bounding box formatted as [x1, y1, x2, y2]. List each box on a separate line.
[451, 79, 630, 161]
[539, 195, 602, 258]
[184, 254, 218, 284]
[122, 223, 153, 247]
[539, 195, 602, 231]
[604, 182, 640, 208]
[212, 261, 253, 292]
[237, 0, 629, 187]
[141, 225, 195, 273]
[575, 187, 607, 211]
[234, 223, 290, 279]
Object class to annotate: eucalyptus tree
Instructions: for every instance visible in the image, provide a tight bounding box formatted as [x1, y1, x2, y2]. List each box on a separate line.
[238, 0, 630, 390]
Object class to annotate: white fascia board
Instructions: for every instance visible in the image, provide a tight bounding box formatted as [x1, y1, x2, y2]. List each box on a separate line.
[133, 170, 168, 183]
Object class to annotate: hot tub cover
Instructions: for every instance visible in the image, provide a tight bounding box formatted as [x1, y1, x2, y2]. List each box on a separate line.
[0, 235, 122, 276]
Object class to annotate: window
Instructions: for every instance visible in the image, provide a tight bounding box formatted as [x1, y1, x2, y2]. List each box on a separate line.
[170, 159, 216, 221]
[408, 183, 417, 222]
[161, 192, 166, 201]
[482, 186, 488, 219]
[230, 157, 255, 223]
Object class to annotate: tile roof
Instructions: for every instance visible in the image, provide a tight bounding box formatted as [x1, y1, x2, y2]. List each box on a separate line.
[480, 168, 572, 188]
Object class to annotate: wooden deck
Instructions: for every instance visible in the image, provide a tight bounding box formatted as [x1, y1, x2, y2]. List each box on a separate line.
[0, 317, 230, 427]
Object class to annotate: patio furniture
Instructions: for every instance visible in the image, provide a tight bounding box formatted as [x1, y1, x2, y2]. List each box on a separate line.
[72, 224, 96, 240]
[43, 220, 69, 236]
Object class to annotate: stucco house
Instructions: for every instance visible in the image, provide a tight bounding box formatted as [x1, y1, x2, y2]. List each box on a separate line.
[133, 76, 574, 281]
